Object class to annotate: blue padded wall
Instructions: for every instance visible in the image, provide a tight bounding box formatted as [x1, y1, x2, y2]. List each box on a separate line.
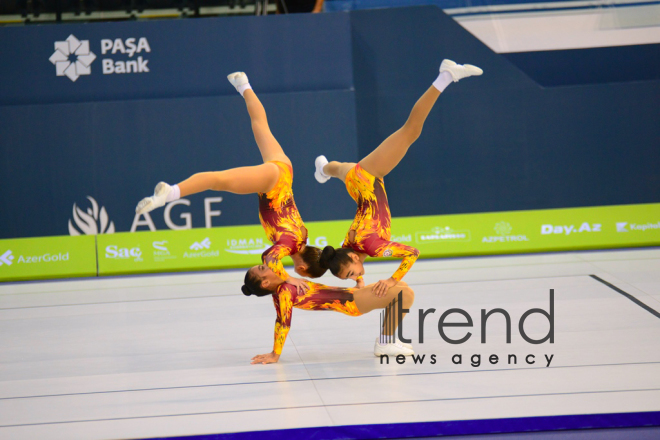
[349, 6, 660, 217]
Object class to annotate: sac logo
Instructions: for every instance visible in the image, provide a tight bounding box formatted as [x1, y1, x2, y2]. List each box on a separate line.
[105, 245, 143, 262]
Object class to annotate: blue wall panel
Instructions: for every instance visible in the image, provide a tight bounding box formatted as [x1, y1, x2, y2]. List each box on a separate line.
[503, 44, 660, 87]
[349, 6, 660, 217]
[0, 91, 358, 238]
[0, 13, 353, 105]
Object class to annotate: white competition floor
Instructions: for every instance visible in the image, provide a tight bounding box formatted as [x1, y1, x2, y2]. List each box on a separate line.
[1, 248, 659, 439]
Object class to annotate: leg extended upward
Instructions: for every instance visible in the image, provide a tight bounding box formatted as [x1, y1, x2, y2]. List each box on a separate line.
[136, 73, 286, 215]
[315, 59, 482, 183]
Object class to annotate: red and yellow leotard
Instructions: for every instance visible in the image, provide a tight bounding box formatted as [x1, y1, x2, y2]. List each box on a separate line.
[343, 164, 419, 281]
[272, 280, 362, 354]
[258, 161, 307, 281]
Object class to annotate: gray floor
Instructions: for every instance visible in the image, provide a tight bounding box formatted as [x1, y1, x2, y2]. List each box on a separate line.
[0, 248, 659, 439]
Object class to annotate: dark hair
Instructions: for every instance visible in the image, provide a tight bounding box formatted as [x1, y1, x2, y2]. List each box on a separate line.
[318, 246, 356, 277]
[299, 245, 327, 278]
[241, 269, 273, 297]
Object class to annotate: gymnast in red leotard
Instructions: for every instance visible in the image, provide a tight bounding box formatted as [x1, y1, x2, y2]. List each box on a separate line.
[312, 59, 482, 296]
[135, 72, 325, 293]
[242, 264, 417, 363]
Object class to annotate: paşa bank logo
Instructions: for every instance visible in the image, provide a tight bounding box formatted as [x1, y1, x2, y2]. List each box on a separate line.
[69, 197, 116, 236]
[49, 35, 151, 82]
[49, 35, 97, 82]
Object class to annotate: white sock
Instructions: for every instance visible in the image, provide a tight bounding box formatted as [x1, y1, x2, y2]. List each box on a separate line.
[432, 71, 453, 93]
[380, 333, 394, 345]
[238, 83, 252, 97]
[166, 184, 180, 202]
[320, 164, 330, 179]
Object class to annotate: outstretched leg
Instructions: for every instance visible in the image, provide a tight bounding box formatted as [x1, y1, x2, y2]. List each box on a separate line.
[313, 60, 481, 183]
[358, 59, 483, 179]
[177, 163, 279, 197]
[323, 161, 356, 183]
[136, 72, 288, 215]
[136, 163, 280, 214]
[358, 86, 440, 179]
[229, 72, 289, 165]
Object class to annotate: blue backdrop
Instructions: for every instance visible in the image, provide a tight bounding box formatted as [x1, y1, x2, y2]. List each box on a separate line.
[0, 6, 658, 239]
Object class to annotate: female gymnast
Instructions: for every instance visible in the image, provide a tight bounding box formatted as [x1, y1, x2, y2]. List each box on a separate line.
[135, 72, 323, 292]
[243, 264, 417, 363]
[313, 59, 482, 296]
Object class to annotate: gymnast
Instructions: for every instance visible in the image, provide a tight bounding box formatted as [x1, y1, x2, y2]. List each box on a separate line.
[243, 265, 417, 363]
[313, 59, 482, 296]
[135, 72, 324, 293]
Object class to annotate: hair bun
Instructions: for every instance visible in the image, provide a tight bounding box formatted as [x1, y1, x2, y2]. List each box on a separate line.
[319, 246, 336, 269]
[241, 285, 252, 296]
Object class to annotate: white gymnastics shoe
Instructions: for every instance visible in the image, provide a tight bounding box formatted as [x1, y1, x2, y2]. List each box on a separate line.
[314, 155, 331, 184]
[440, 59, 483, 82]
[136, 182, 171, 215]
[227, 71, 249, 92]
[374, 338, 414, 357]
[397, 336, 413, 350]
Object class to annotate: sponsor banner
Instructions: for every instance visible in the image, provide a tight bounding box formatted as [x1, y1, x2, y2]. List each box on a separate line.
[96, 224, 345, 276]
[2, 203, 658, 280]
[96, 203, 660, 276]
[391, 203, 660, 258]
[0, 236, 96, 282]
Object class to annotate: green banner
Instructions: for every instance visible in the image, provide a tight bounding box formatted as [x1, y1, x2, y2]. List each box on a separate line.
[0, 235, 96, 282]
[96, 202, 660, 276]
[2, 203, 659, 281]
[389, 203, 660, 258]
[96, 225, 346, 276]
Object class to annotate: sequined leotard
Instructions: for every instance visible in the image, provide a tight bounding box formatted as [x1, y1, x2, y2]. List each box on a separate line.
[258, 161, 307, 281]
[272, 280, 362, 354]
[343, 164, 419, 281]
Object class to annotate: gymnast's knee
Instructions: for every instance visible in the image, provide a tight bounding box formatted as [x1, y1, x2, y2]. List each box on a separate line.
[402, 120, 423, 143]
[400, 286, 415, 307]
